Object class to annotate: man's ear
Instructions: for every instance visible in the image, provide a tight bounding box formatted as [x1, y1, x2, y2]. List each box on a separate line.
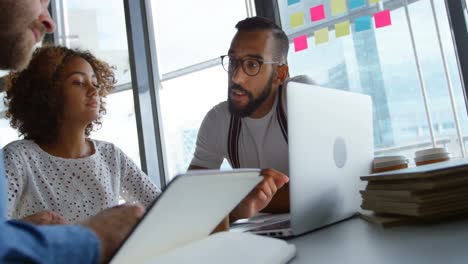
[275, 64, 289, 84]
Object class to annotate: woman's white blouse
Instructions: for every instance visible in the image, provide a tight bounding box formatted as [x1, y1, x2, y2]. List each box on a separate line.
[3, 139, 161, 223]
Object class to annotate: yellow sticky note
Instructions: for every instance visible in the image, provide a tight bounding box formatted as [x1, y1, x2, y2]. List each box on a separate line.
[315, 28, 329, 45]
[331, 0, 347, 16]
[290, 12, 305, 28]
[369, 0, 381, 3]
[335, 20, 350, 38]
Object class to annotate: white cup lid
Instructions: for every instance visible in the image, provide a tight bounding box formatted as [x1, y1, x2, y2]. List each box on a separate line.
[414, 148, 451, 162]
[373, 155, 408, 169]
[414, 147, 449, 157]
[414, 152, 451, 163]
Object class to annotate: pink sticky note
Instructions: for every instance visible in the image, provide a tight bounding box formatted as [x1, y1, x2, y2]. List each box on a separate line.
[374, 10, 392, 28]
[293, 35, 308, 52]
[310, 5, 326, 22]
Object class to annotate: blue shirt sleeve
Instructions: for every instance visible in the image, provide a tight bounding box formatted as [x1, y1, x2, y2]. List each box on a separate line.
[0, 150, 100, 264]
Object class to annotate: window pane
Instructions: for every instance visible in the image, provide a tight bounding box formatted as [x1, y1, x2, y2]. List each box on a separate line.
[151, 0, 248, 74]
[159, 66, 229, 179]
[93, 90, 141, 168]
[61, 0, 131, 85]
[278, 0, 468, 162]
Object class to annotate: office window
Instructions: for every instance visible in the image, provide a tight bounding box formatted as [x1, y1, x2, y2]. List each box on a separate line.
[92, 90, 141, 165]
[152, 0, 252, 74]
[151, 0, 252, 179]
[278, 0, 468, 162]
[54, 0, 140, 165]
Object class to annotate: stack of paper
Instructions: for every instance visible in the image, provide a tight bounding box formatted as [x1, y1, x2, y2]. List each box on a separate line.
[144, 231, 296, 264]
[359, 159, 468, 227]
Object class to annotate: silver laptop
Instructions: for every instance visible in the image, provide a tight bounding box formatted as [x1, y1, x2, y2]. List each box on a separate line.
[244, 82, 373, 237]
[110, 169, 262, 264]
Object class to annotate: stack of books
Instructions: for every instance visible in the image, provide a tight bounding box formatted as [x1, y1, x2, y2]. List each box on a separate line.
[359, 159, 468, 227]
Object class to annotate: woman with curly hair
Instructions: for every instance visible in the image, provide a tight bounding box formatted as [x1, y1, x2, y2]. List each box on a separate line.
[2, 46, 161, 223]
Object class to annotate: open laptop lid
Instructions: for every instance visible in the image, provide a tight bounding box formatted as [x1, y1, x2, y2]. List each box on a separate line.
[110, 169, 262, 264]
[234, 84, 373, 238]
[287, 82, 373, 235]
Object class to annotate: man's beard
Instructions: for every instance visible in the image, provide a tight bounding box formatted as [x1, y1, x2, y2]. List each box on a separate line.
[228, 72, 275, 117]
[0, 2, 40, 71]
[0, 32, 35, 70]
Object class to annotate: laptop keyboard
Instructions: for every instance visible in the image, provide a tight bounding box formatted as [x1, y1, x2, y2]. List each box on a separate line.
[249, 219, 291, 232]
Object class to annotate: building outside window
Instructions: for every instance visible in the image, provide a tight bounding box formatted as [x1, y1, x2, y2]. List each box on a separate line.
[277, 0, 468, 162]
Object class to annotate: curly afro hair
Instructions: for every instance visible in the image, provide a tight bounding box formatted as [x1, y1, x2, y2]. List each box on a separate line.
[4, 46, 116, 144]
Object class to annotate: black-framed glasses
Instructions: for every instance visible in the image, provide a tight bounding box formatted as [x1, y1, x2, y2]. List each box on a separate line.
[220, 55, 282, 76]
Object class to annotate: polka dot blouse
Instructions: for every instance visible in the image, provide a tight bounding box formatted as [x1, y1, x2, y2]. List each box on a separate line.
[3, 139, 161, 223]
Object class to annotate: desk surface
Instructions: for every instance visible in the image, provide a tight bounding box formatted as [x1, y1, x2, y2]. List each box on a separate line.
[288, 217, 468, 264]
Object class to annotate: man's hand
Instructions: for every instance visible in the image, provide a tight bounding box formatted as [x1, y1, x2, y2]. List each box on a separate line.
[230, 168, 289, 221]
[21, 210, 68, 225]
[80, 203, 145, 264]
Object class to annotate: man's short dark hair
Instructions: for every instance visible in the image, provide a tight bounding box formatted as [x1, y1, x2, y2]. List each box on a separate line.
[235, 16, 289, 63]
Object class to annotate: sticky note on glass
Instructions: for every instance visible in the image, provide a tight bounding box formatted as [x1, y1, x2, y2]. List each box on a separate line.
[331, 0, 347, 16]
[355, 15, 372, 32]
[369, 0, 381, 4]
[294, 35, 308, 52]
[288, 0, 300, 5]
[335, 20, 350, 38]
[310, 5, 326, 22]
[349, 0, 366, 9]
[315, 28, 329, 45]
[374, 10, 392, 28]
[290, 12, 305, 28]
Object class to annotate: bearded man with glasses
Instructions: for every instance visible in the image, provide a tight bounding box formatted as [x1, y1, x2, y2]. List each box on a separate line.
[189, 17, 313, 223]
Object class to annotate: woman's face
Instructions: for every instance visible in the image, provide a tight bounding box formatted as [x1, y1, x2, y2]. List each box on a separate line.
[60, 56, 101, 127]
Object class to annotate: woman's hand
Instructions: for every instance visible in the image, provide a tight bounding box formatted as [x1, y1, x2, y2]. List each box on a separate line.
[21, 210, 68, 225]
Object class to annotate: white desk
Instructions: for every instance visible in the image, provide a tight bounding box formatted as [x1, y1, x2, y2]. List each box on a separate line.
[288, 217, 468, 264]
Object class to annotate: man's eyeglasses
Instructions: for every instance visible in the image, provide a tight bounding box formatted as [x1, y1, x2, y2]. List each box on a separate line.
[220, 55, 282, 77]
